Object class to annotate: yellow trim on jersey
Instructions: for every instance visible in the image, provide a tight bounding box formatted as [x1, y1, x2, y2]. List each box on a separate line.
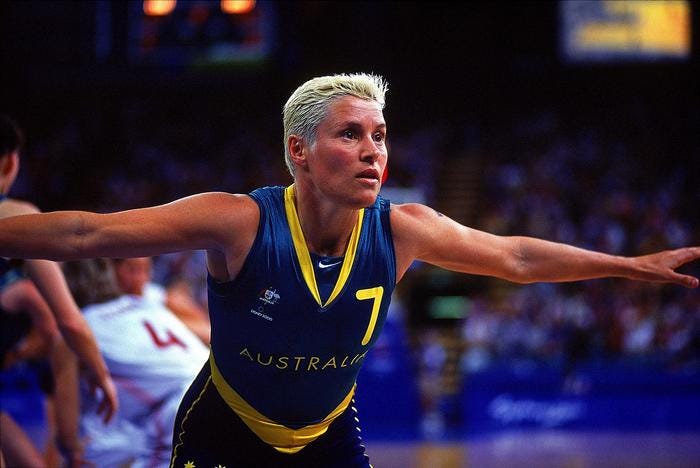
[170, 375, 213, 468]
[284, 184, 364, 308]
[209, 353, 356, 453]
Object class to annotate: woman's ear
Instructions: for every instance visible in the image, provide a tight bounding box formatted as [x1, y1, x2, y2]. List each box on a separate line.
[0, 152, 20, 185]
[1, 153, 11, 175]
[288, 135, 306, 168]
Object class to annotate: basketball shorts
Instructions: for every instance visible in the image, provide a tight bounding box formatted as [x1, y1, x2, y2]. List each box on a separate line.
[170, 363, 371, 468]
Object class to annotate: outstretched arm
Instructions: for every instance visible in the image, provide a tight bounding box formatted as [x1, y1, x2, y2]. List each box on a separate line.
[0, 192, 252, 261]
[391, 203, 699, 287]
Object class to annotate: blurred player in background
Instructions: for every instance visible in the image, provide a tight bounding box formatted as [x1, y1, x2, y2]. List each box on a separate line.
[112, 256, 210, 344]
[1, 274, 60, 467]
[63, 258, 209, 467]
[0, 114, 117, 466]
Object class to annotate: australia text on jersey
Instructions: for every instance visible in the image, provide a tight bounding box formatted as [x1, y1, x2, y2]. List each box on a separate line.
[239, 347, 368, 372]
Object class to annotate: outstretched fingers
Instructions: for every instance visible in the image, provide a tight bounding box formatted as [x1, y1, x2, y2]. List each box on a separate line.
[670, 272, 699, 288]
[676, 246, 700, 266]
[669, 247, 700, 288]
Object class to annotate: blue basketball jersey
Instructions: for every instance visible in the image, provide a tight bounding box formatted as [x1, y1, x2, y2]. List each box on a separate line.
[206, 185, 395, 452]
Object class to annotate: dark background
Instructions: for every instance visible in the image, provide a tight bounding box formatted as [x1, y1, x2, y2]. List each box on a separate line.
[2, 1, 698, 149]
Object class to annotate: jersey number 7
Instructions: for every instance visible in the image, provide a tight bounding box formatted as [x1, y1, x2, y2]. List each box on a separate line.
[356, 286, 384, 346]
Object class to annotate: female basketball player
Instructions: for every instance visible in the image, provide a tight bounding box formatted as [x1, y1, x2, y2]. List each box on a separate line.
[0, 75, 697, 467]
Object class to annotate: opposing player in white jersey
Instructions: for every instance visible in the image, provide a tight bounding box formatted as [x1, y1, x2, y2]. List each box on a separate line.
[62, 258, 209, 468]
[112, 256, 211, 345]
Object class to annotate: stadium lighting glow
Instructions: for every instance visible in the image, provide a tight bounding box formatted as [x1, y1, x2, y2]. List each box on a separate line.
[143, 0, 177, 17]
[221, 0, 256, 15]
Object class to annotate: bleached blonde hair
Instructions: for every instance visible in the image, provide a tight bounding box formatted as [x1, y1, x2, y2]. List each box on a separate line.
[282, 73, 388, 175]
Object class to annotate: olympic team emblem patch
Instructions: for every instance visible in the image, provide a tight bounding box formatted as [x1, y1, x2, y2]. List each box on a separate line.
[259, 287, 280, 305]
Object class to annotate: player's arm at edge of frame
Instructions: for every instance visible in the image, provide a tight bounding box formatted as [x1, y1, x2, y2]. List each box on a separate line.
[0, 192, 260, 276]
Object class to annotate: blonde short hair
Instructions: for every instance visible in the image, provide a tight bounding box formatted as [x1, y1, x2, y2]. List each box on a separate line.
[282, 73, 388, 175]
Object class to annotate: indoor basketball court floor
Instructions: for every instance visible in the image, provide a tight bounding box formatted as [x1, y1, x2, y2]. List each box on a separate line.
[367, 430, 700, 468]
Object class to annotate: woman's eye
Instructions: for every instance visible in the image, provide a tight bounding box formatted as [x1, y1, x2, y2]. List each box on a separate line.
[343, 130, 355, 139]
[373, 133, 385, 142]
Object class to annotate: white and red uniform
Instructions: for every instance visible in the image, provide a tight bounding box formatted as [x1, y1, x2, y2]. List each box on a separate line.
[80, 295, 208, 468]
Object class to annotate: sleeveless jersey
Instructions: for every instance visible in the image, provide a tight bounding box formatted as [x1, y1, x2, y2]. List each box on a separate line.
[207, 185, 395, 452]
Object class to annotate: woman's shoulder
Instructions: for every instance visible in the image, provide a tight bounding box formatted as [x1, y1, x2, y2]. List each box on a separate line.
[0, 197, 40, 218]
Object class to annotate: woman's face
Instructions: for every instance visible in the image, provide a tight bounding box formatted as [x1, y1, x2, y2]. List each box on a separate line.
[301, 96, 388, 208]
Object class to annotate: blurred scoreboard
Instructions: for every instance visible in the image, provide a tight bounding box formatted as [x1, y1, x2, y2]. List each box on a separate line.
[125, 0, 275, 67]
[560, 0, 690, 62]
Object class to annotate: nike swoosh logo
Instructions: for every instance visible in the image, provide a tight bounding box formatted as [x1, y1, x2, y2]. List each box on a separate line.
[318, 260, 342, 269]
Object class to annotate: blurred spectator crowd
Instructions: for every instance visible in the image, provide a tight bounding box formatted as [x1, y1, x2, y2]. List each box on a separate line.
[461, 108, 699, 372]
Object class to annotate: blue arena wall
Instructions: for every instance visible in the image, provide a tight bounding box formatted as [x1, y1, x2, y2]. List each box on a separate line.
[356, 343, 700, 440]
[463, 362, 700, 435]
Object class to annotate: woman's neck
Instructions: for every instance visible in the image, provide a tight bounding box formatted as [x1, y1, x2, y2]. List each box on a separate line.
[292, 184, 359, 257]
